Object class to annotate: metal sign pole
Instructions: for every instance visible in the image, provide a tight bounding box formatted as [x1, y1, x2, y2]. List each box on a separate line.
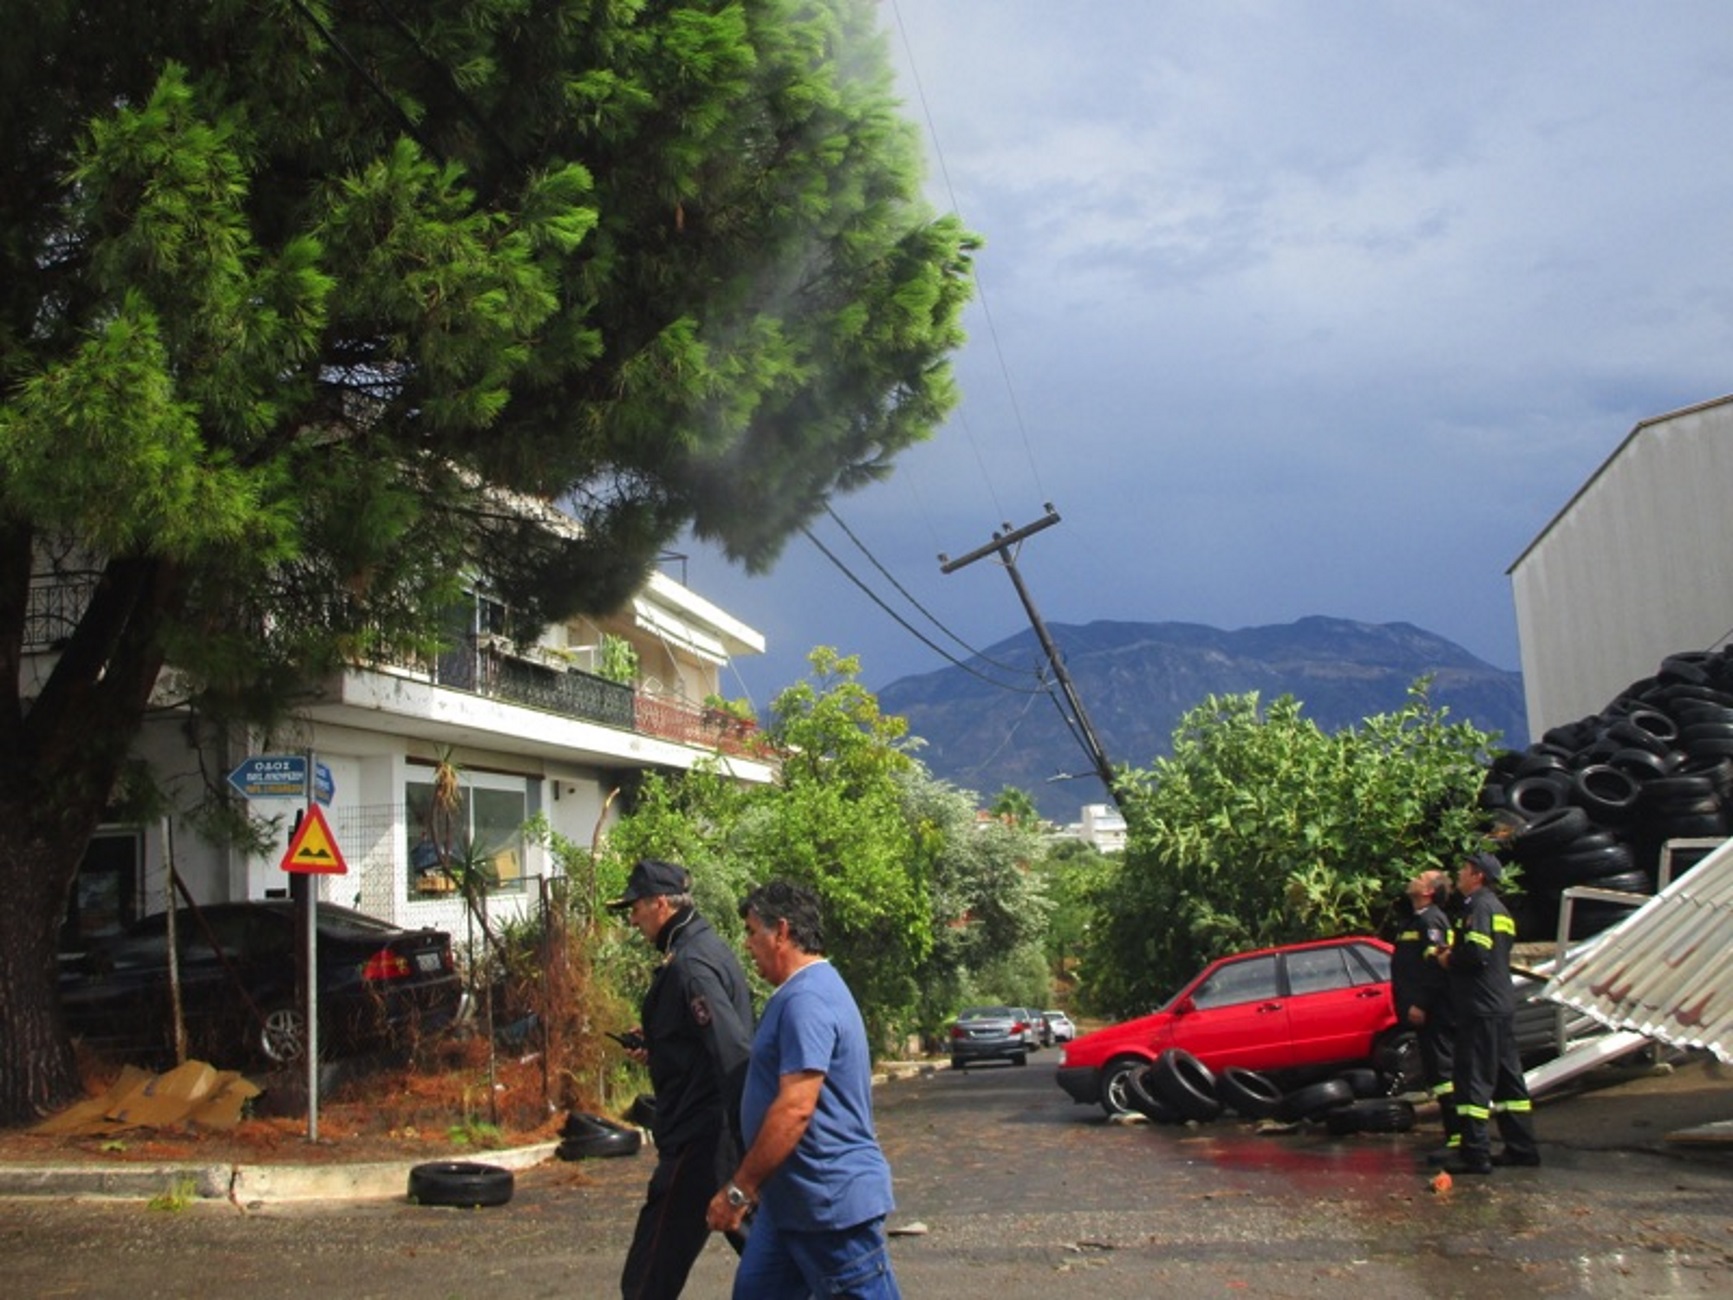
[304, 747, 320, 1143]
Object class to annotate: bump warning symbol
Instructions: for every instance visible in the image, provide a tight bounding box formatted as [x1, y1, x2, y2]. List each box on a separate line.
[280, 804, 348, 875]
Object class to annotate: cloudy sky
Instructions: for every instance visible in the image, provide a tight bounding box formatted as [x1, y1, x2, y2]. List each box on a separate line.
[683, 1, 1733, 712]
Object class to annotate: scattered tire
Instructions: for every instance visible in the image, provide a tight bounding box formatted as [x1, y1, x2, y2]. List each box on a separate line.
[557, 1112, 643, 1159]
[1334, 1067, 1383, 1099]
[1148, 1048, 1222, 1122]
[1323, 1097, 1416, 1135]
[1126, 1065, 1182, 1123]
[408, 1161, 514, 1208]
[1217, 1067, 1285, 1119]
[558, 1127, 642, 1160]
[1278, 1077, 1355, 1122]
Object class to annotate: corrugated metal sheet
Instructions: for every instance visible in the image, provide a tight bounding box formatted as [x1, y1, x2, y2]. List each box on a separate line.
[1543, 838, 1733, 1063]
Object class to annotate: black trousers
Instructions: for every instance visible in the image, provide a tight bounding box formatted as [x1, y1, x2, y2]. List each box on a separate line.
[621, 1125, 745, 1300]
[1417, 1011, 1458, 1142]
[1452, 1012, 1537, 1161]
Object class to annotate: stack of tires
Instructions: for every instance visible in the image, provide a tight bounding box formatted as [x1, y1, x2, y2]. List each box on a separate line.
[1480, 648, 1733, 938]
[1123, 1050, 1414, 1135]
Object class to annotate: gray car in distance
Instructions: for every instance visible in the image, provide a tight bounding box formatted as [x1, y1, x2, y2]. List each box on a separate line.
[948, 1005, 1031, 1069]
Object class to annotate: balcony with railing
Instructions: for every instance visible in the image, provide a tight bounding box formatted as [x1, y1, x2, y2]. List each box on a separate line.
[423, 635, 761, 758]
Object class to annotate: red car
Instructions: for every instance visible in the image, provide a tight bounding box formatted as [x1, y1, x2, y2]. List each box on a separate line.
[1056, 936, 1412, 1116]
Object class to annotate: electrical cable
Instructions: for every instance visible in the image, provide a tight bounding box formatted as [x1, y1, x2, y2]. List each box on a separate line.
[822, 504, 1028, 676]
[799, 526, 1046, 694]
[888, 0, 1049, 507]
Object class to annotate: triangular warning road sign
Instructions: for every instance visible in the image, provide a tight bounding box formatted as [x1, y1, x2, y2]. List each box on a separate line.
[281, 804, 348, 875]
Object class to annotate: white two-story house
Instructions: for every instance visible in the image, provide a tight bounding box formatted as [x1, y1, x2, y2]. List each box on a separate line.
[50, 559, 775, 949]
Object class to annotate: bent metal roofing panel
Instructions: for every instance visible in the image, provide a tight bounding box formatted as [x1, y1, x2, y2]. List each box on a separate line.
[1542, 838, 1733, 1065]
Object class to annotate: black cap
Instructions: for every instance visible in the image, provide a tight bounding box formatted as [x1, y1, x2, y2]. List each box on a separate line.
[606, 859, 691, 909]
[1466, 851, 1504, 883]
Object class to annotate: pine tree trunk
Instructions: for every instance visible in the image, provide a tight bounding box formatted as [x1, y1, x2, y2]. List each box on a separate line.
[0, 822, 90, 1127]
[0, 547, 175, 1128]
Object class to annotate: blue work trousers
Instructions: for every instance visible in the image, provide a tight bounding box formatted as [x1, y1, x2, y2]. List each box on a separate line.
[732, 1211, 900, 1299]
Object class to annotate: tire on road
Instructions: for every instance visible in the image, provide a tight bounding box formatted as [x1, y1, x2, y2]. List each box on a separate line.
[1279, 1077, 1356, 1123]
[408, 1161, 514, 1208]
[1126, 1065, 1182, 1123]
[1323, 1097, 1416, 1135]
[1148, 1048, 1222, 1122]
[1217, 1067, 1285, 1119]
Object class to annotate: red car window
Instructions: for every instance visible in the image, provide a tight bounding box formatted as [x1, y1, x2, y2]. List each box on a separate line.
[1190, 954, 1279, 1009]
[1281, 944, 1394, 1067]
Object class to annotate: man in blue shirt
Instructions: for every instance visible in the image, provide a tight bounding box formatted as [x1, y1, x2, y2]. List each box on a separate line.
[705, 880, 901, 1299]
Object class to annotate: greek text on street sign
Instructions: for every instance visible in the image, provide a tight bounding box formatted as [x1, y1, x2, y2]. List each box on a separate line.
[227, 754, 307, 800]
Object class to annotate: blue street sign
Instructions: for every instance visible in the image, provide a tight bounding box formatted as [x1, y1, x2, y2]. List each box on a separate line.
[313, 761, 335, 807]
[227, 754, 308, 800]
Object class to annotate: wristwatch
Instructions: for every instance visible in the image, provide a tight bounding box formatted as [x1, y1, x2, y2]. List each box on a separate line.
[725, 1182, 754, 1210]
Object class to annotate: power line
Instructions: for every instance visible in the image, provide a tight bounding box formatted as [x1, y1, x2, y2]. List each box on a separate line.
[799, 526, 1046, 695]
[888, 0, 1049, 508]
[823, 504, 1028, 676]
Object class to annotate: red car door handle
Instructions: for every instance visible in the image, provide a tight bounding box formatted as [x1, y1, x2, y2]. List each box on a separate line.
[1356, 989, 1383, 999]
[1258, 1002, 1283, 1013]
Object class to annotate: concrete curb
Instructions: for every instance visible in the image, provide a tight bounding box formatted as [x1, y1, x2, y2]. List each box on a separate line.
[0, 1140, 562, 1204]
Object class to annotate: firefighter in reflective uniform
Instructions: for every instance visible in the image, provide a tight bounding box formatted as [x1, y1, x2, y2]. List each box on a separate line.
[609, 859, 757, 1298]
[1439, 851, 1540, 1174]
[1392, 869, 1458, 1153]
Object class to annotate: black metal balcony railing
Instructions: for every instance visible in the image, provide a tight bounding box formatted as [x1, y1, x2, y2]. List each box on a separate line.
[426, 637, 760, 757]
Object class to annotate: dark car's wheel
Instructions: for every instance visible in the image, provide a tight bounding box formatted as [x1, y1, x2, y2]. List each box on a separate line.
[258, 1001, 308, 1066]
[1217, 1067, 1285, 1119]
[950, 1057, 967, 1071]
[1014, 1051, 1028, 1067]
[1373, 1029, 1423, 1093]
[1279, 1077, 1355, 1122]
[408, 1161, 514, 1208]
[1099, 1056, 1149, 1118]
[1149, 1048, 1222, 1122]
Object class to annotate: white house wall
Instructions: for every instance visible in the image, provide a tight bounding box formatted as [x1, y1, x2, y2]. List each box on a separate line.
[1511, 396, 1733, 735]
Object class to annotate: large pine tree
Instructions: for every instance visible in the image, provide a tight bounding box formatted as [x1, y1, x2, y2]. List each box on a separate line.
[0, 0, 975, 1124]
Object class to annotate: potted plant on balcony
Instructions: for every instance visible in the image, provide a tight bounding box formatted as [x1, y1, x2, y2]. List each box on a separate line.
[595, 634, 638, 686]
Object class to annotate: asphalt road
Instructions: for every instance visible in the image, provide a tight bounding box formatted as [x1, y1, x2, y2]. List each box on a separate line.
[5, 1053, 1733, 1297]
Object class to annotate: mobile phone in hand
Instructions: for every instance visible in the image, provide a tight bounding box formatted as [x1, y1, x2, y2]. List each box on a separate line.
[608, 1030, 646, 1051]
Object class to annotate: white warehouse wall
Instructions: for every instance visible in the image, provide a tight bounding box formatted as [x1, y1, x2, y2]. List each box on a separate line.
[1511, 396, 1733, 735]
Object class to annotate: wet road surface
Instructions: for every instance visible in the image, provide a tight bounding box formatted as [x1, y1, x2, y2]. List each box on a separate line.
[5, 1054, 1732, 1297]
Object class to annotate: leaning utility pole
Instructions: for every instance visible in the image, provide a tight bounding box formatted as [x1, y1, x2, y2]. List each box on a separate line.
[939, 506, 1122, 809]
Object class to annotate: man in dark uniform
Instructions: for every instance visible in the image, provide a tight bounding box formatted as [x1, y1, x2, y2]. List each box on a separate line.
[609, 859, 756, 1298]
[1439, 850, 1540, 1175]
[1392, 869, 1458, 1156]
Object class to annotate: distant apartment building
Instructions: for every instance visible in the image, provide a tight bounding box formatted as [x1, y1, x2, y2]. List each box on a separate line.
[1059, 803, 1127, 854]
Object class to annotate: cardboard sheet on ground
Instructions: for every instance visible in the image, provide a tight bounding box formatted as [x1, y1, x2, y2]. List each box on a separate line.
[31, 1061, 261, 1136]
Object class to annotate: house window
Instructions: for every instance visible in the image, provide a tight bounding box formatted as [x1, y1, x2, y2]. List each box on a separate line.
[61, 830, 142, 950]
[405, 771, 531, 899]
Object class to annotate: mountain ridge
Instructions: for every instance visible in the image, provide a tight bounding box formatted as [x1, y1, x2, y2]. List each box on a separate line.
[876, 615, 1526, 823]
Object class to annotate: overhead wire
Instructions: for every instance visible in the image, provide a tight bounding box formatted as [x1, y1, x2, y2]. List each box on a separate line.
[799, 526, 1047, 695]
[822, 504, 1029, 676]
[888, 0, 1049, 506]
